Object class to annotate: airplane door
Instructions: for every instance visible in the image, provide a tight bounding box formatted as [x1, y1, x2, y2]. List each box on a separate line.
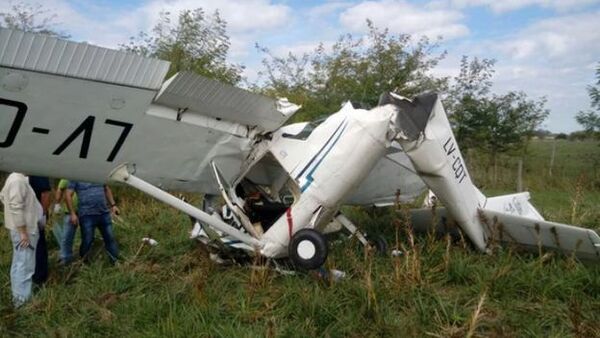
[210, 161, 261, 238]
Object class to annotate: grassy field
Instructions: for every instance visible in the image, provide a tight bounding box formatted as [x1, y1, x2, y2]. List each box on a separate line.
[0, 140, 599, 337]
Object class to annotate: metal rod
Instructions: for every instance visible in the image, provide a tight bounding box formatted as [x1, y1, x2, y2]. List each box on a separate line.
[336, 213, 368, 245]
[109, 165, 261, 247]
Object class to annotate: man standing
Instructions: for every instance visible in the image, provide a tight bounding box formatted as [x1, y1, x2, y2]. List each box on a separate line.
[52, 179, 78, 264]
[0, 173, 42, 307]
[66, 182, 120, 263]
[28, 176, 51, 284]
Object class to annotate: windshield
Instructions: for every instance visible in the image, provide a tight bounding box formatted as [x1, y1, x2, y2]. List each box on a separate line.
[281, 117, 327, 140]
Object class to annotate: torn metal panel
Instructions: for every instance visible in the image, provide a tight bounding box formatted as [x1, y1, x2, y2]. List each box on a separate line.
[0, 28, 169, 90]
[154, 72, 299, 132]
[379, 92, 437, 140]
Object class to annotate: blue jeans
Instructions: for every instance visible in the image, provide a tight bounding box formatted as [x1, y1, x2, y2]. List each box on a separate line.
[52, 215, 67, 253]
[79, 213, 119, 263]
[53, 214, 77, 264]
[9, 229, 39, 307]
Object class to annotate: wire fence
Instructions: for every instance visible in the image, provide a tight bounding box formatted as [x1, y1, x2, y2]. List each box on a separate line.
[464, 140, 600, 192]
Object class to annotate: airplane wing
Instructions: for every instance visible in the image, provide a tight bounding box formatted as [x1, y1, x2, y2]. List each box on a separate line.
[0, 28, 298, 193]
[345, 143, 427, 206]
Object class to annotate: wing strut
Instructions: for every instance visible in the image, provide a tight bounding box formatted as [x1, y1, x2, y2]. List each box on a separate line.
[335, 213, 369, 246]
[109, 164, 261, 247]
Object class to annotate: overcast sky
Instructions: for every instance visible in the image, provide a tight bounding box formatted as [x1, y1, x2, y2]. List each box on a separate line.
[3, 0, 599, 132]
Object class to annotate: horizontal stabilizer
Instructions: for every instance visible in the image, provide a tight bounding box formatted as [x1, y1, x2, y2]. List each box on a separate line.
[484, 192, 544, 221]
[480, 208, 600, 261]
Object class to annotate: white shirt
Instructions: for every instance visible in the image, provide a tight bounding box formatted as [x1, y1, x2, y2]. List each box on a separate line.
[0, 173, 41, 234]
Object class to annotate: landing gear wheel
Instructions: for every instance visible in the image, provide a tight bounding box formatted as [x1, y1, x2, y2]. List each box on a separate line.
[367, 234, 388, 255]
[289, 229, 328, 270]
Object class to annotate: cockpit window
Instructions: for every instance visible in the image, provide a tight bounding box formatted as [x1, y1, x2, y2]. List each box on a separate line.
[281, 117, 327, 140]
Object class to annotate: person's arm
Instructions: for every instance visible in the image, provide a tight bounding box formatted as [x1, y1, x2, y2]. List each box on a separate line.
[40, 190, 51, 216]
[65, 189, 78, 226]
[104, 185, 120, 216]
[7, 181, 31, 248]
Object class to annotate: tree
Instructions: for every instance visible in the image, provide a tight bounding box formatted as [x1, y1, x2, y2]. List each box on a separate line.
[569, 130, 589, 141]
[532, 129, 552, 138]
[589, 63, 600, 109]
[575, 63, 600, 133]
[447, 56, 549, 182]
[445, 56, 496, 148]
[121, 9, 242, 84]
[0, 1, 69, 38]
[256, 21, 447, 121]
[575, 111, 600, 134]
[449, 57, 548, 151]
[485, 91, 549, 154]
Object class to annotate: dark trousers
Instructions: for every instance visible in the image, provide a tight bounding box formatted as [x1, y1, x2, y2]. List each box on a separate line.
[79, 213, 119, 263]
[32, 227, 48, 284]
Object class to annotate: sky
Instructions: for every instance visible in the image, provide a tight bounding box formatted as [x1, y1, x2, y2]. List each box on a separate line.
[2, 0, 599, 132]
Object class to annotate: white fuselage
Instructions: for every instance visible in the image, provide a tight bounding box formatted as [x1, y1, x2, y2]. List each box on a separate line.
[259, 103, 398, 257]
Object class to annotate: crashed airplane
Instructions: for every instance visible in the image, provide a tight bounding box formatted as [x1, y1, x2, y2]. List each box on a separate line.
[0, 28, 598, 269]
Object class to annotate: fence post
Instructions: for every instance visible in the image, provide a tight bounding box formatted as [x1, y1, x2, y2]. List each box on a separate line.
[517, 158, 523, 192]
[549, 139, 556, 176]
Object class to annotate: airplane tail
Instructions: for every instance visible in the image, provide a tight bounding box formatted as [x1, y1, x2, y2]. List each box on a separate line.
[382, 92, 488, 251]
[383, 92, 600, 260]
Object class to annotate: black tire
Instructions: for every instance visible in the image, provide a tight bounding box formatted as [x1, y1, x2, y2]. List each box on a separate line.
[368, 234, 388, 255]
[289, 229, 328, 270]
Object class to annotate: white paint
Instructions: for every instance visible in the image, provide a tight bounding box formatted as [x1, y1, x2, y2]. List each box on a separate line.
[3, 28, 597, 262]
[297, 240, 316, 260]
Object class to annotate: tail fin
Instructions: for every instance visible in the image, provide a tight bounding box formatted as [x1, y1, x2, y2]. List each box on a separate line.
[387, 92, 488, 251]
[387, 92, 600, 260]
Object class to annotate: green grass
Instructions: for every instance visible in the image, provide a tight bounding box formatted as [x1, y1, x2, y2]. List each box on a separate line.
[1, 140, 599, 337]
[467, 139, 600, 192]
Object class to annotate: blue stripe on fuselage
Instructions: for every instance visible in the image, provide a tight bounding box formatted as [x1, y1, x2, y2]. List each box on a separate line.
[300, 121, 348, 192]
[295, 119, 347, 180]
